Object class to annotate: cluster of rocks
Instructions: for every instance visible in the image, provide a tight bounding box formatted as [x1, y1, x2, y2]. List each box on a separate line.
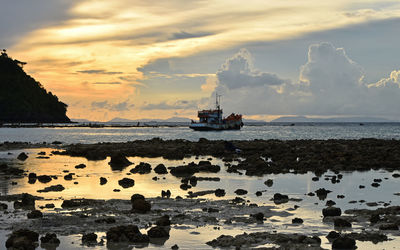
[169, 161, 220, 177]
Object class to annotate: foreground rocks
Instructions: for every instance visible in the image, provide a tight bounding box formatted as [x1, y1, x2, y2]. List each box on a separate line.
[207, 232, 321, 248]
[6, 229, 39, 250]
[106, 225, 149, 243]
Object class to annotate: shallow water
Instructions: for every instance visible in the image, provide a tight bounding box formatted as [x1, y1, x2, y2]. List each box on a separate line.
[1, 148, 400, 249]
[2, 123, 400, 144]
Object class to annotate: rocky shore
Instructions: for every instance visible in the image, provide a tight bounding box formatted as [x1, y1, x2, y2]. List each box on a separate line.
[1, 139, 399, 249]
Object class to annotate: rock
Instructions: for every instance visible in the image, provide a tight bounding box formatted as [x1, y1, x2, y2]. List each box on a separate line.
[264, 179, 273, 187]
[75, 163, 86, 169]
[17, 152, 28, 161]
[292, 217, 303, 224]
[106, 225, 149, 243]
[45, 203, 55, 208]
[332, 236, 356, 249]
[326, 200, 336, 206]
[40, 233, 60, 245]
[234, 189, 248, 195]
[0, 202, 8, 210]
[100, 177, 107, 185]
[147, 226, 170, 238]
[326, 231, 340, 241]
[322, 207, 342, 217]
[118, 178, 135, 188]
[156, 215, 171, 226]
[131, 196, 151, 213]
[5, 229, 39, 250]
[37, 184, 65, 193]
[359, 185, 365, 189]
[334, 218, 352, 228]
[154, 164, 168, 174]
[64, 173, 73, 180]
[371, 182, 380, 187]
[373, 178, 382, 182]
[251, 212, 264, 221]
[170, 162, 220, 177]
[82, 233, 97, 244]
[379, 223, 398, 230]
[366, 202, 378, 207]
[273, 193, 289, 204]
[14, 193, 36, 210]
[255, 191, 262, 196]
[180, 183, 191, 190]
[95, 217, 116, 224]
[312, 177, 319, 181]
[113, 189, 120, 192]
[171, 244, 179, 249]
[337, 195, 345, 199]
[27, 210, 43, 219]
[108, 154, 132, 170]
[37, 175, 52, 183]
[131, 194, 145, 203]
[28, 173, 37, 180]
[161, 190, 171, 198]
[61, 199, 90, 208]
[215, 189, 226, 197]
[315, 188, 331, 200]
[37, 151, 46, 155]
[393, 173, 400, 178]
[130, 162, 152, 174]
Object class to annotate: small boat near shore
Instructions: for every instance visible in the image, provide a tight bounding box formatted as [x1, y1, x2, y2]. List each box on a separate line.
[189, 94, 243, 131]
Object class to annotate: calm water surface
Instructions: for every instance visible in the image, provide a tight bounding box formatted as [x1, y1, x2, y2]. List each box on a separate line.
[1, 123, 400, 144]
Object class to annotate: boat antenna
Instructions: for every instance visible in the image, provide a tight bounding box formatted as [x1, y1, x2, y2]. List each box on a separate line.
[216, 93, 221, 110]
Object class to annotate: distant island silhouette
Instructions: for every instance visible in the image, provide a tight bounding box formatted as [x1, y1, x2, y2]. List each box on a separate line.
[0, 50, 70, 123]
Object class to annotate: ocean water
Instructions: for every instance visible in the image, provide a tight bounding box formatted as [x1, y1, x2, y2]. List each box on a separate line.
[1, 123, 400, 144]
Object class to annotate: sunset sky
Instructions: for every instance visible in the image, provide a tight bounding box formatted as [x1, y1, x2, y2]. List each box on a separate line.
[2, 0, 400, 121]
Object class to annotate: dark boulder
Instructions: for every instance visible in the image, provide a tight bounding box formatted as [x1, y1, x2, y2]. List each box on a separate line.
[147, 226, 170, 238]
[131, 194, 145, 203]
[322, 207, 342, 217]
[379, 224, 398, 230]
[332, 236, 356, 249]
[27, 210, 43, 219]
[14, 193, 36, 210]
[106, 225, 149, 243]
[326, 200, 336, 206]
[108, 154, 132, 170]
[130, 162, 152, 174]
[255, 191, 262, 196]
[156, 215, 171, 226]
[40, 233, 60, 245]
[264, 179, 273, 187]
[82, 233, 97, 245]
[132, 199, 151, 213]
[75, 163, 86, 169]
[334, 218, 352, 228]
[37, 175, 52, 183]
[100, 177, 107, 185]
[315, 188, 331, 200]
[161, 190, 171, 198]
[118, 178, 135, 188]
[292, 217, 304, 224]
[251, 212, 264, 221]
[17, 152, 28, 161]
[5, 229, 39, 250]
[215, 189, 226, 197]
[326, 231, 340, 241]
[37, 184, 65, 193]
[273, 193, 289, 204]
[64, 173, 73, 180]
[234, 189, 248, 195]
[154, 164, 168, 174]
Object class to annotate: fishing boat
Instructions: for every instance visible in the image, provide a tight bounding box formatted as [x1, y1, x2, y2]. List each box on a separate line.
[189, 94, 243, 131]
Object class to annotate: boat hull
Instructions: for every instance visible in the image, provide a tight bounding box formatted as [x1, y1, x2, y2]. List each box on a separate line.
[189, 122, 242, 131]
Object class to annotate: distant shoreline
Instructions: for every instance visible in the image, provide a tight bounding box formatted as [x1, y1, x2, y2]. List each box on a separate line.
[1, 121, 400, 128]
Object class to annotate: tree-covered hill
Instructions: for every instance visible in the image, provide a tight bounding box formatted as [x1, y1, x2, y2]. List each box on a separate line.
[0, 50, 70, 123]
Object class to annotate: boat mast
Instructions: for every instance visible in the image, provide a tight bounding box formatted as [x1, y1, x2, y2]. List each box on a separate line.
[216, 93, 221, 122]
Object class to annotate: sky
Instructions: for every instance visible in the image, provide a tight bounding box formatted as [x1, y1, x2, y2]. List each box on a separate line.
[2, 0, 400, 121]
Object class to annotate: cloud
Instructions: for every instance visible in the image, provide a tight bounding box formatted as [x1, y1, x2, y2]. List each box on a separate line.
[208, 43, 400, 119]
[92, 81, 122, 85]
[170, 31, 212, 40]
[78, 69, 123, 75]
[141, 100, 198, 110]
[216, 48, 289, 89]
[370, 70, 400, 88]
[91, 100, 134, 111]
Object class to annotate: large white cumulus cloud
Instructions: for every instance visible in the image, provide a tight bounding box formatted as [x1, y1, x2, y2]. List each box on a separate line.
[209, 42, 400, 119]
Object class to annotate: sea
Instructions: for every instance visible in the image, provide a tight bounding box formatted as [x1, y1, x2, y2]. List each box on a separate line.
[1, 122, 400, 144]
[1, 123, 400, 249]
